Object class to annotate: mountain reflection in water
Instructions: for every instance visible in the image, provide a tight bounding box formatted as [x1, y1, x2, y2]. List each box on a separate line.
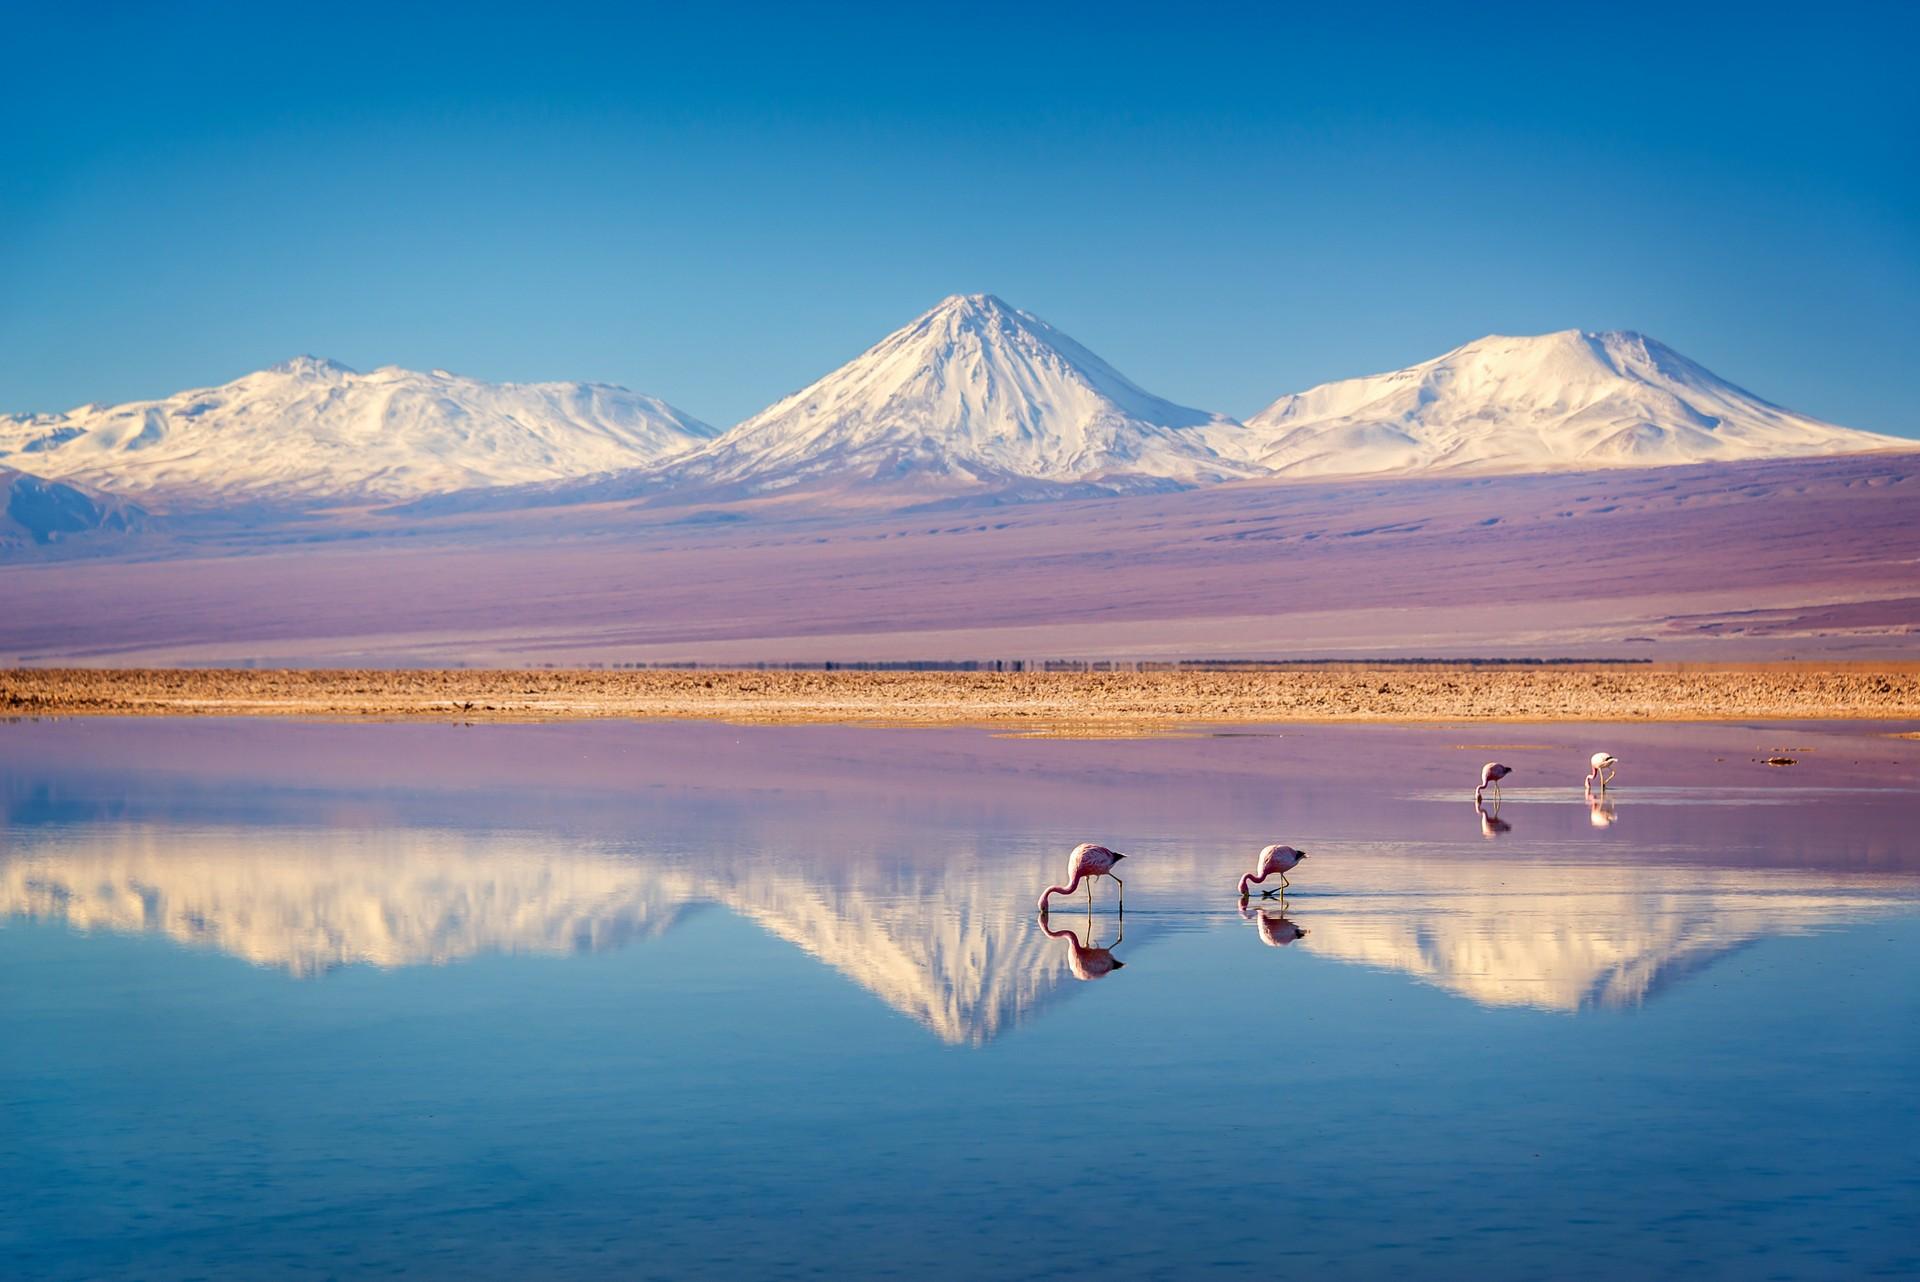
[3, 821, 1909, 1040]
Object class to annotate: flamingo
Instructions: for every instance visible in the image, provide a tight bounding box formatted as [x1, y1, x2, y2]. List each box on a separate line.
[1476, 761, 1512, 802]
[1586, 752, 1618, 790]
[1241, 905, 1308, 947]
[1036, 842, 1126, 916]
[1039, 911, 1125, 980]
[1238, 844, 1308, 899]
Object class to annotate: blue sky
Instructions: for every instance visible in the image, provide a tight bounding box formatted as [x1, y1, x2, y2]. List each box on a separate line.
[3, 2, 1915, 433]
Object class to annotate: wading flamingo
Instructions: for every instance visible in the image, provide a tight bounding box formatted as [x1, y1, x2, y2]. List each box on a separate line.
[1586, 752, 1618, 789]
[1039, 909, 1126, 980]
[1238, 844, 1308, 899]
[1037, 842, 1126, 916]
[1241, 904, 1308, 947]
[1476, 762, 1512, 802]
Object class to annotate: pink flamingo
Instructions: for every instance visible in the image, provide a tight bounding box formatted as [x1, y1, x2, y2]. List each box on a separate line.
[1238, 844, 1308, 899]
[1039, 913, 1126, 980]
[1036, 842, 1126, 916]
[1586, 752, 1618, 790]
[1476, 762, 1512, 802]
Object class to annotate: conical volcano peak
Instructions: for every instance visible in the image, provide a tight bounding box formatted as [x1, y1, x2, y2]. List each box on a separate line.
[905, 292, 1046, 349]
[662, 295, 1253, 495]
[930, 291, 1012, 313]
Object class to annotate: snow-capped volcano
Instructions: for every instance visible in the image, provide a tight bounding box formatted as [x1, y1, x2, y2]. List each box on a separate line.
[0, 357, 716, 508]
[665, 293, 1254, 496]
[1242, 329, 1902, 478]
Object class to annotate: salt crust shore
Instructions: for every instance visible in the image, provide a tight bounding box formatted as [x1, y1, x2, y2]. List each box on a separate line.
[5, 665, 1919, 729]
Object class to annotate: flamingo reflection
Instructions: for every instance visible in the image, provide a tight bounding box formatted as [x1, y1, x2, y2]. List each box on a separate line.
[1476, 799, 1511, 838]
[1038, 906, 1126, 981]
[1240, 904, 1308, 947]
[1587, 791, 1618, 828]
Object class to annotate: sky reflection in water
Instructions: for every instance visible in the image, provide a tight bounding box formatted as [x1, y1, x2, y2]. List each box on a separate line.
[3, 718, 1917, 1279]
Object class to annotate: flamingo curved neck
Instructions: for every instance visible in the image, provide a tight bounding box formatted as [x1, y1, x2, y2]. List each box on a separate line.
[1239, 871, 1263, 896]
[1037, 873, 1086, 912]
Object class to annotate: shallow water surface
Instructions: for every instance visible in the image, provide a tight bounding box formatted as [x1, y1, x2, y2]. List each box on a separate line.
[3, 718, 1917, 1279]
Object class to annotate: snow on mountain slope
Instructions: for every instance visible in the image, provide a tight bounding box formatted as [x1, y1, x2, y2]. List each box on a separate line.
[0, 356, 716, 508]
[664, 293, 1257, 496]
[1242, 330, 1902, 478]
[0, 467, 145, 548]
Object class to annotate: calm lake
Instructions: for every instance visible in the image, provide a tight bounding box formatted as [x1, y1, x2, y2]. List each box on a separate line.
[3, 717, 1917, 1280]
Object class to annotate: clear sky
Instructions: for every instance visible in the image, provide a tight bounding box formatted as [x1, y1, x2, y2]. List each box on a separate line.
[4, 2, 1915, 434]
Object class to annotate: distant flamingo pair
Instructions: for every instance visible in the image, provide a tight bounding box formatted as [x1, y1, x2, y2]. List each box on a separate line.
[1034, 841, 1308, 915]
[1474, 751, 1619, 802]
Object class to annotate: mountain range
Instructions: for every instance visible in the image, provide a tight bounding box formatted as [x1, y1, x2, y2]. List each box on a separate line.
[0, 356, 716, 507]
[1, 296, 1904, 514]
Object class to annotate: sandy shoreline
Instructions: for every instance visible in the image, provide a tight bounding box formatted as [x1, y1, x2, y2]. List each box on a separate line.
[5, 665, 1919, 729]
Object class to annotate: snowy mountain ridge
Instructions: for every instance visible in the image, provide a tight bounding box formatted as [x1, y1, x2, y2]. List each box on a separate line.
[0, 305, 1905, 516]
[0, 358, 717, 508]
[1240, 328, 1902, 478]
